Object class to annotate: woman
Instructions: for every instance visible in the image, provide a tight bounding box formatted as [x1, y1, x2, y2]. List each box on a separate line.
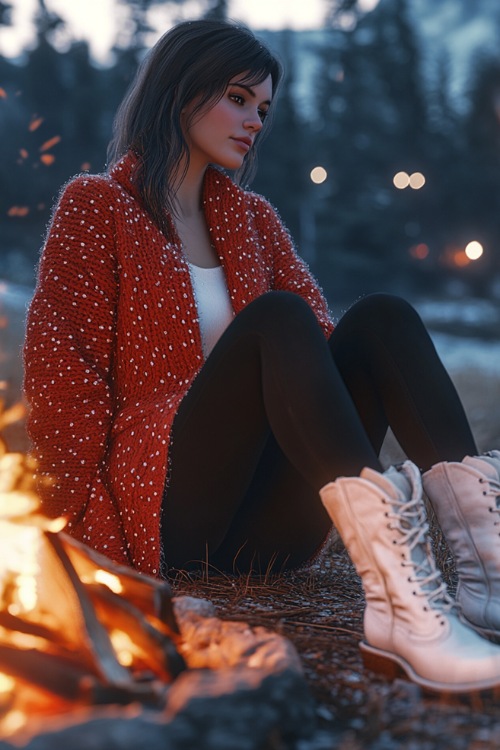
[23, 19, 500, 692]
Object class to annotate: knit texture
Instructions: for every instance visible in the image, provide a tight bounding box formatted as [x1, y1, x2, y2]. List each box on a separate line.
[23, 151, 335, 576]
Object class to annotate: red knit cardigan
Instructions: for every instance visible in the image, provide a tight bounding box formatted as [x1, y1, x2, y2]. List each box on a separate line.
[24, 152, 334, 576]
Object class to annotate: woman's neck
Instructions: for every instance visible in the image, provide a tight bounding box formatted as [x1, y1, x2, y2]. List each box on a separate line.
[174, 162, 207, 219]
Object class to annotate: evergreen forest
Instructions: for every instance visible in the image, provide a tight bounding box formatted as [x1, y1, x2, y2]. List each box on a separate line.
[1, 0, 500, 307]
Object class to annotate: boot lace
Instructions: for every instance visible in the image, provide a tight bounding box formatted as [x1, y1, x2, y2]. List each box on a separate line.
[387, 495, 455, 614]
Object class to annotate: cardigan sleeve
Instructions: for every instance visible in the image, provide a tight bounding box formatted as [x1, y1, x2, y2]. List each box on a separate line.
[23, 175, 129, 562]
[252, 194, 335, 337]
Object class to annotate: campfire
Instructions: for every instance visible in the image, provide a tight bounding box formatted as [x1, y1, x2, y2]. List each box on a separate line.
[0, 404, 312, 749]
[0, 436, 185, 738]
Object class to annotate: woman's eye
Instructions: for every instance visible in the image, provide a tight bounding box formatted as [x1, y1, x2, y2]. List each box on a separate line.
[258, 109, 269, 123]
[229, 94, 245, 105]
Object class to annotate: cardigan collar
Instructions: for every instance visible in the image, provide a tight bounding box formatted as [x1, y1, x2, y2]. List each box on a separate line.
[108, 150, 247, 229]
[108, 151, 257, 317]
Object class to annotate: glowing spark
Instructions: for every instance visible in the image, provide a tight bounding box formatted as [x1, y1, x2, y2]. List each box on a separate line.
[29, 117, 44, 132]
[40, 135, 61, 152]
[40, 154, 55, 166]
[0, 88, 7, 99]
[7, 207, 30, 217]
[19, 149, 28, 159]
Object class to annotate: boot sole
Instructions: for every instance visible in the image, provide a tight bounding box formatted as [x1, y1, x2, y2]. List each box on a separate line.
[360, 640, 500, 693]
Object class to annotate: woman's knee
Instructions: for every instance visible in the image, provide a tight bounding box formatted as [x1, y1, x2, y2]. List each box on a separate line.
[340, 293, 424, 334]
[241, 291, 320, 333]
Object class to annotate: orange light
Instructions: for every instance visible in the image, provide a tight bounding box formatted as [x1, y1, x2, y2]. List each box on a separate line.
[40, 154, 55, 166]
[29, 116, 44, 132]
[453, 250, 470, 268]
[40, 135, 61, 152]
[0, 88, 7, 99]
[19, 149, 28, 159]
[7, 206, 30, 217]
[410, 243, 429, 260]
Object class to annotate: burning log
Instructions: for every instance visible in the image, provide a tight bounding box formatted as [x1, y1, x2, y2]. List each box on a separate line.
[0, 424, 314, 749]
[0, 444, 186, 738]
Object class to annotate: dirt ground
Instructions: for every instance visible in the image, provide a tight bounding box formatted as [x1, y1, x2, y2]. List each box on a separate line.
[169, 370, 500, 749]
[2, 287, 500, 748]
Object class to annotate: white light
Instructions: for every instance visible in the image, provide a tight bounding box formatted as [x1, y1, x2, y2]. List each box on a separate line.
[465, 241, 483, 261]
[310, 166, 327, 184]
[409, 172, 426, 190]
[393, 171, 410, 189]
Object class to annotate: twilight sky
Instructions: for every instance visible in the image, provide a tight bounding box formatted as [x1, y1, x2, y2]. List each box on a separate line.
[1, 0, 380, 62]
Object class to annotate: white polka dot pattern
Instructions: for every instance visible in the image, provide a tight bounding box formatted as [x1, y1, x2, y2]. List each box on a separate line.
[23, 151, 334, 576]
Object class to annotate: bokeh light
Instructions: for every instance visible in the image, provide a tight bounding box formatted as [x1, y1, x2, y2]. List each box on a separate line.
[393, 171, 410, 189]
[409, 172, 426, 189]
[310, 166, 327, 184]
[465, 240, 483, 260]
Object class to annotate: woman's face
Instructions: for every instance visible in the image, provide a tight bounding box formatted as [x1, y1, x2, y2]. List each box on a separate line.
[184, 73, 273, 171]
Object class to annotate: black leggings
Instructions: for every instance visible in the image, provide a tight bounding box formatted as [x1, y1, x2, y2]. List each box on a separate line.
[162, 292, 476, 573]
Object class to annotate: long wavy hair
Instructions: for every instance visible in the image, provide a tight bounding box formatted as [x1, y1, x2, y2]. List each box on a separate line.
[107, 19, 282, 236]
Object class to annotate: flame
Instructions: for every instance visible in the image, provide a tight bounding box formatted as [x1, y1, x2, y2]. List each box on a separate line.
[0, 519, 41, 615]
[0, 673, 14, 694]
[93, 569, 123, 594]
[1, 710, 27, 736]
[110, 630, 135, 667]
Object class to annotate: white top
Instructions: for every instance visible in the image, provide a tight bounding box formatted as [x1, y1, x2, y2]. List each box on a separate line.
[188, 263, 234, 358]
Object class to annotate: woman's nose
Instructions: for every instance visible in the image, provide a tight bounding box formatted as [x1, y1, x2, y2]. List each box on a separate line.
[244, 111, 263, 132]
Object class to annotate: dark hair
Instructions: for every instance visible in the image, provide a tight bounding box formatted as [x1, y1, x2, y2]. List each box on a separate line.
[107, 19, 282, 235]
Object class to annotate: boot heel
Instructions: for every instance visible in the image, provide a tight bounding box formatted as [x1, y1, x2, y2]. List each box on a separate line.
[360, 642, 405, 681]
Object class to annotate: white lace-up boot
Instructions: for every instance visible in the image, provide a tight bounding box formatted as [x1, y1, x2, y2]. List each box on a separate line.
[320, 460, 500, 692]
[423, 450, 500, 641]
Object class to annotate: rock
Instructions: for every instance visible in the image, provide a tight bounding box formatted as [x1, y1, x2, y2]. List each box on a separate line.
[0, 596, 316, 750]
